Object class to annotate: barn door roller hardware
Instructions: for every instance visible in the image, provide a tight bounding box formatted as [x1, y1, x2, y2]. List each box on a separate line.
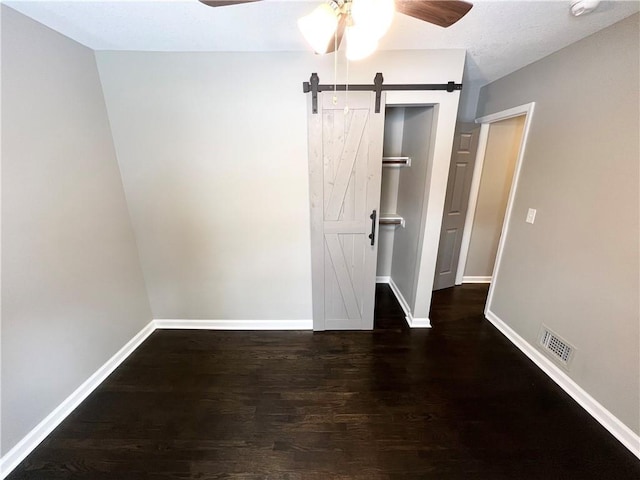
[303, 73, 462, 114]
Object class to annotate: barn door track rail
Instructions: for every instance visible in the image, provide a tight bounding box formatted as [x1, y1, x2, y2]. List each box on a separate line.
[303, 72, 462, 114]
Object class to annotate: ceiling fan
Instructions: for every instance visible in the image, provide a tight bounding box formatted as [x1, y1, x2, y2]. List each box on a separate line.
[199, 1, 473, 60]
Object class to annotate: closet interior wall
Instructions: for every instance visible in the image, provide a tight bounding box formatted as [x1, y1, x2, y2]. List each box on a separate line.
[377, 107, 406, 278]
[377, 106, 434, 311]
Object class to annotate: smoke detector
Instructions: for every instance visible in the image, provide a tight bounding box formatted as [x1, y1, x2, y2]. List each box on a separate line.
[570, 0, 601, 16]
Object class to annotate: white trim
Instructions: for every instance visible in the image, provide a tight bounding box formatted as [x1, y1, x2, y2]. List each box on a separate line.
[485, 309, 640, 460]
[455, 123, 489, 285]
[388, 277, 411, 321]
[388, 278, 431, 329]
[0, 321, 156, 479]
[154, 319, 312, 330]
[476, 104, 534, 124]
[462, 276, 492, 284]
[482, 102, 536, 313]
[406, 317, 432, 328]
[376, 276, 390, 284]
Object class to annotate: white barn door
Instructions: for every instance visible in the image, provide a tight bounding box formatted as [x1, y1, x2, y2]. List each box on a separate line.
[308, 91, 385, 330]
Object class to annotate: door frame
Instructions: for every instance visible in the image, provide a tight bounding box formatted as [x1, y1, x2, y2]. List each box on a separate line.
[454, 103, 535, 302]
[382, 90, 460, 326]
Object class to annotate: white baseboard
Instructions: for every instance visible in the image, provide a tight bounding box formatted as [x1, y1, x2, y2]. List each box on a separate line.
[0, 321, 156, 479]
[376, 276, 390, 284]
[388, 277, 411, 322]
[485, 309, 640, 460]
[406, 316, 432, 328]
[462, 276, 492, 283]
[154, 319, 312, 330]
[388, 278, 431, 329]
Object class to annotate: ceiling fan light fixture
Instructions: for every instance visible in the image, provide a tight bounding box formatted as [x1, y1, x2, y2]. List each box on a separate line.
[294, 0, 473, 59]
[569, 0, 600, 16]
[351, 0, 395, 39]
[298, 2, 340, 54]
[345, 24, 379, 61]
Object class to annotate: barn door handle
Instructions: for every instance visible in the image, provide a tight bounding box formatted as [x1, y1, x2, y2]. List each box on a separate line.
[368, 210, 377, 246]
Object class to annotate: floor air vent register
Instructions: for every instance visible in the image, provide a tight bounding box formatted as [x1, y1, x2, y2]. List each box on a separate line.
[539, 326, 575, 368]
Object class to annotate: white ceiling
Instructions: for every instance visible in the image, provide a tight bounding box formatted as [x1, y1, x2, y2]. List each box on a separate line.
[4, 0, 639, 90]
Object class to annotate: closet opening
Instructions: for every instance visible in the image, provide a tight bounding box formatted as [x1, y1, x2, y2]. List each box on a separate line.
[375, 105, 435, 329]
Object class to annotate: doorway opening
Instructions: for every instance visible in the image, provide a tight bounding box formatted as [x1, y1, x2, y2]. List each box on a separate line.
[457, 114, 526, 284]
[434, 105, 535, 314]
[474, 103, 535, 313]
[433, 104, 534, 298]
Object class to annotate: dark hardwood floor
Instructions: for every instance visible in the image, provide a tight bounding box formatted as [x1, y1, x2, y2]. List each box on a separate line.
[7, 284, 640, 479]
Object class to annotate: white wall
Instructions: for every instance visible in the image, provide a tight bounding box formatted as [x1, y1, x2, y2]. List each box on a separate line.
[477, 14, 639, 435]
[96, 49, 465, 321]
[1, 6, 152, 455]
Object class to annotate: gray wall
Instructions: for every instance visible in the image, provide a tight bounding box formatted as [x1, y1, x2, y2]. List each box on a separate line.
[477, 14, 639, 433]
[391, 107, 434, 310]
[465, 115, 524, 278]
[96, 51, 315, 320]
[95, 50, 463, 321]
[377, 107, 405, 277]
[1, 6, 152, 454]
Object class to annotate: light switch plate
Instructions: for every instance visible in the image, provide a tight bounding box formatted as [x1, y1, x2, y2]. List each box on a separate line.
[526, 208, 537, 224]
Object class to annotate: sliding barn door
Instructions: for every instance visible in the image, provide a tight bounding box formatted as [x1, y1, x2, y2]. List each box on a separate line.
[308, 91, 385, 330]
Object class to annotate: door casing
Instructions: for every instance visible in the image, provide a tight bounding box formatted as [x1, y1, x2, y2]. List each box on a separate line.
[467, 103, 536, 314]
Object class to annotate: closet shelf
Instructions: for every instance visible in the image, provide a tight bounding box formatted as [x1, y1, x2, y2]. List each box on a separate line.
[379, 214, 405, 227]
[382, 156, 411, 167]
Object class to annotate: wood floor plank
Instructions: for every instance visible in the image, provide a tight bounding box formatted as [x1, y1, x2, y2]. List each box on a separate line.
[6, 284, 640, 479]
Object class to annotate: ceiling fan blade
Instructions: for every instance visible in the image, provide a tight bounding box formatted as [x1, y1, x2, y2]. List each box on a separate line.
[199, 1, 263, 7]
[396, 0, 472, 28]
[325, 15, 347, 54]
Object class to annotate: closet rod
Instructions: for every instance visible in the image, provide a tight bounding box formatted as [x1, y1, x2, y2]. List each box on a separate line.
[379, 215, 404, 227]
[382, 157, 411, 166]
[379, 218, 403, 225]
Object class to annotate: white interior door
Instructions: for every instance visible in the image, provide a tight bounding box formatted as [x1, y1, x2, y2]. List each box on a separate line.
[308, 91, 385, 330]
